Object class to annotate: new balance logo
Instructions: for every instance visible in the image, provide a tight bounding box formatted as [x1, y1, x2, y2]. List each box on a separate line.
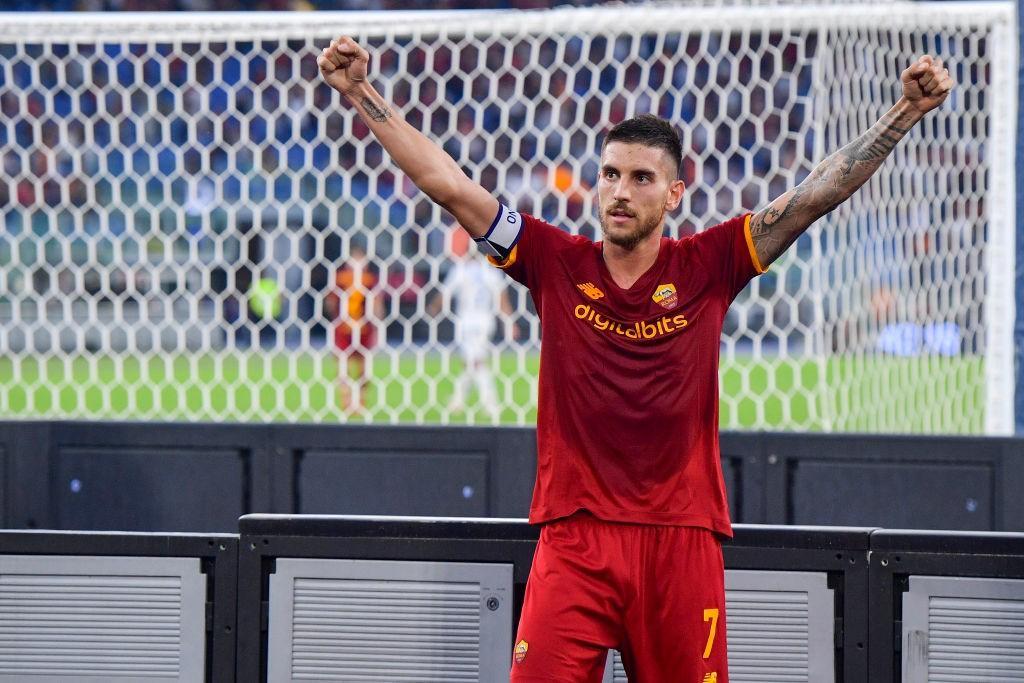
[702, 673, 718, 683]
[576, 282, 605, 300]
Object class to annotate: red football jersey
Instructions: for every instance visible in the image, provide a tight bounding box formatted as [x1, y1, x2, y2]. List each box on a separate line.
[492, 210, 764, 536]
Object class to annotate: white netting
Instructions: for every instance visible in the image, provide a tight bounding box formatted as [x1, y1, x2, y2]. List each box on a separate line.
[0, 4, 1015, 431]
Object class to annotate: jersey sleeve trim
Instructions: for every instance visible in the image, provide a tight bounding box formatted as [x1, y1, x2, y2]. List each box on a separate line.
[474, 203, 522, 262]
[486, 244, 518, 269]
[742, 213, 768, 274]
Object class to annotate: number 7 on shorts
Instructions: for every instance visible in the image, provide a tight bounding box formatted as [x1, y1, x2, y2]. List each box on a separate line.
[702, 608, 719, 659]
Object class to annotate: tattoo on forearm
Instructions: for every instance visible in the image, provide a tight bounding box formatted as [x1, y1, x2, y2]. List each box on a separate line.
[749, 106, 919, 266]
[360, 97, 392, 123]
[841, 119, 911, 162]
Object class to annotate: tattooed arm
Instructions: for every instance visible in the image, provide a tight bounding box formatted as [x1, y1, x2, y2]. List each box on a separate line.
[749, 55, 955, 268]
[318, 36, 498, 237]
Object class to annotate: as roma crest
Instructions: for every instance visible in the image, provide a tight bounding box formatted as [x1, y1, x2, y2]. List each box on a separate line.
[652, 283, 678, 309]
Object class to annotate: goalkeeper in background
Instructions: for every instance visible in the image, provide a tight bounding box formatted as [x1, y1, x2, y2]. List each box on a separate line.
[319, 37, 952, 682]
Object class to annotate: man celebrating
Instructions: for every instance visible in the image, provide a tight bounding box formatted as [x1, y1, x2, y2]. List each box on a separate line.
[318, 36, 953, 682]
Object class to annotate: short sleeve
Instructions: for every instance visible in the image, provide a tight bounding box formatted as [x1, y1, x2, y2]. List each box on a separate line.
[690, 213, 766, 299]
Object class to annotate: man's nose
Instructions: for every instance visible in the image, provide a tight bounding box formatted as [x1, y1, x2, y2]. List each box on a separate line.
[612, 179, 630, 201]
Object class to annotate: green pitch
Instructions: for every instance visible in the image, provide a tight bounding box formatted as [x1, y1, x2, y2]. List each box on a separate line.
[0, 352, 984, 432]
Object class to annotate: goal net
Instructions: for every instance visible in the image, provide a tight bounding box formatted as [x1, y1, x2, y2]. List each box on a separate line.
[0, 3, 1016, 432]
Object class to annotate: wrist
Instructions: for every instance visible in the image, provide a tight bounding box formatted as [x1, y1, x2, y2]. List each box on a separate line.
[894, 95, 927, 123]
[342, 80, 374, 103]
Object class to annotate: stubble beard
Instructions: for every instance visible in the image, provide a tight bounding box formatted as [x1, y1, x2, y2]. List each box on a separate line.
[600, 209, 664, 251]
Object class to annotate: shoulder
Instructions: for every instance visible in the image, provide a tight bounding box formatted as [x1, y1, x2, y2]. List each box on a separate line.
[521, 213, 594, 255]
[490, 210, 592, 270]
[702, 213, 752, 236]
[659, 214, 755, 266]
[687, 214, 753, 251]
[683, 213, 766, 286]
[523, 213, 583, 241]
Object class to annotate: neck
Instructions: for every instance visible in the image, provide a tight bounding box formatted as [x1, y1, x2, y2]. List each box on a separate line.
[602, 229, 662, 289]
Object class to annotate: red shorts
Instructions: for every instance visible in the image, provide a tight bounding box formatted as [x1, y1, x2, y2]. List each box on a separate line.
[511, 512, 728, 683]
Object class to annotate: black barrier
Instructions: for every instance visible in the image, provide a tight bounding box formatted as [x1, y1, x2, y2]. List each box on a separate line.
[0, 422, 50, 530]
[0, 421, 265, 532]
[268, 423, 536, 518]
[0, 421, 537, 531]
[760, 433, 1024, 530]
[0, 530, 238, 682]
[725, 525, 871, 682]
[236, 514, 539, 683]
[868, 529, 1024, 683]
[1, 520, 1022, 681]
[238, 515, 873, 682]
[3, 422, 1024, 532]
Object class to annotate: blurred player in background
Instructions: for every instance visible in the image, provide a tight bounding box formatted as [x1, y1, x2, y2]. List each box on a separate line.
[324, 243, 384, 413]
[430, 227, 516, 418]
[319, 36, 953, 682]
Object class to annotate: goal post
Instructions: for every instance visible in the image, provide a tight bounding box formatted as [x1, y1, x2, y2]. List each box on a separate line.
[0, 3, 1016, 432]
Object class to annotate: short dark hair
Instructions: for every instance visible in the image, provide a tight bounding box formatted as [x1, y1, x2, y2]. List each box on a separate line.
[602, 114, 683, 178]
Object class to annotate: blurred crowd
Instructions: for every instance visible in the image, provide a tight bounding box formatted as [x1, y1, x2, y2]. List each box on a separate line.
[5, 0, 622, 10]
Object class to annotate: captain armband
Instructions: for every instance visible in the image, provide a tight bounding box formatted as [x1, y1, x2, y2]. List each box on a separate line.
[474, 203, 523, 262]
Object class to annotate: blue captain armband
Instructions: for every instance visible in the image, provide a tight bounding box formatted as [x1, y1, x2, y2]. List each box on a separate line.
[474, 204, 523, 262]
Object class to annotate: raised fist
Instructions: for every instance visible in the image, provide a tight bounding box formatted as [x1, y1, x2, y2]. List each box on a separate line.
[901, 55, 955, 114]
[318, 36, 369, 96]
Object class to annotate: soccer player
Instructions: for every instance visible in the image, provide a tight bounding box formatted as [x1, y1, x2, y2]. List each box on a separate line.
[430, 227, 516, 418]
[318, 37, 953, 682]
[324, 243, 384, 413]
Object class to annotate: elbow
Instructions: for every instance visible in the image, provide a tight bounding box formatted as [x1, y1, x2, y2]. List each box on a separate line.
[413, 171, 463, 209]
[431, 178, 464, 211]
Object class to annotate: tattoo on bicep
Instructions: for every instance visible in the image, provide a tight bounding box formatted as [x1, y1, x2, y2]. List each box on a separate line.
[360, 97, 392, 123]
[750, 183, 811, 261]
[751, 110, 916, 265]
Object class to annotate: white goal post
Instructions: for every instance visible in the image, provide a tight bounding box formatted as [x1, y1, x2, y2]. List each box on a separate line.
[0, 3, 1016, 432]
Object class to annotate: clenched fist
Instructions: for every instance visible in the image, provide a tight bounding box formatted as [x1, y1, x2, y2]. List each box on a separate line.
[901, 55, 954, 114]
[318, 36, 369, 96]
